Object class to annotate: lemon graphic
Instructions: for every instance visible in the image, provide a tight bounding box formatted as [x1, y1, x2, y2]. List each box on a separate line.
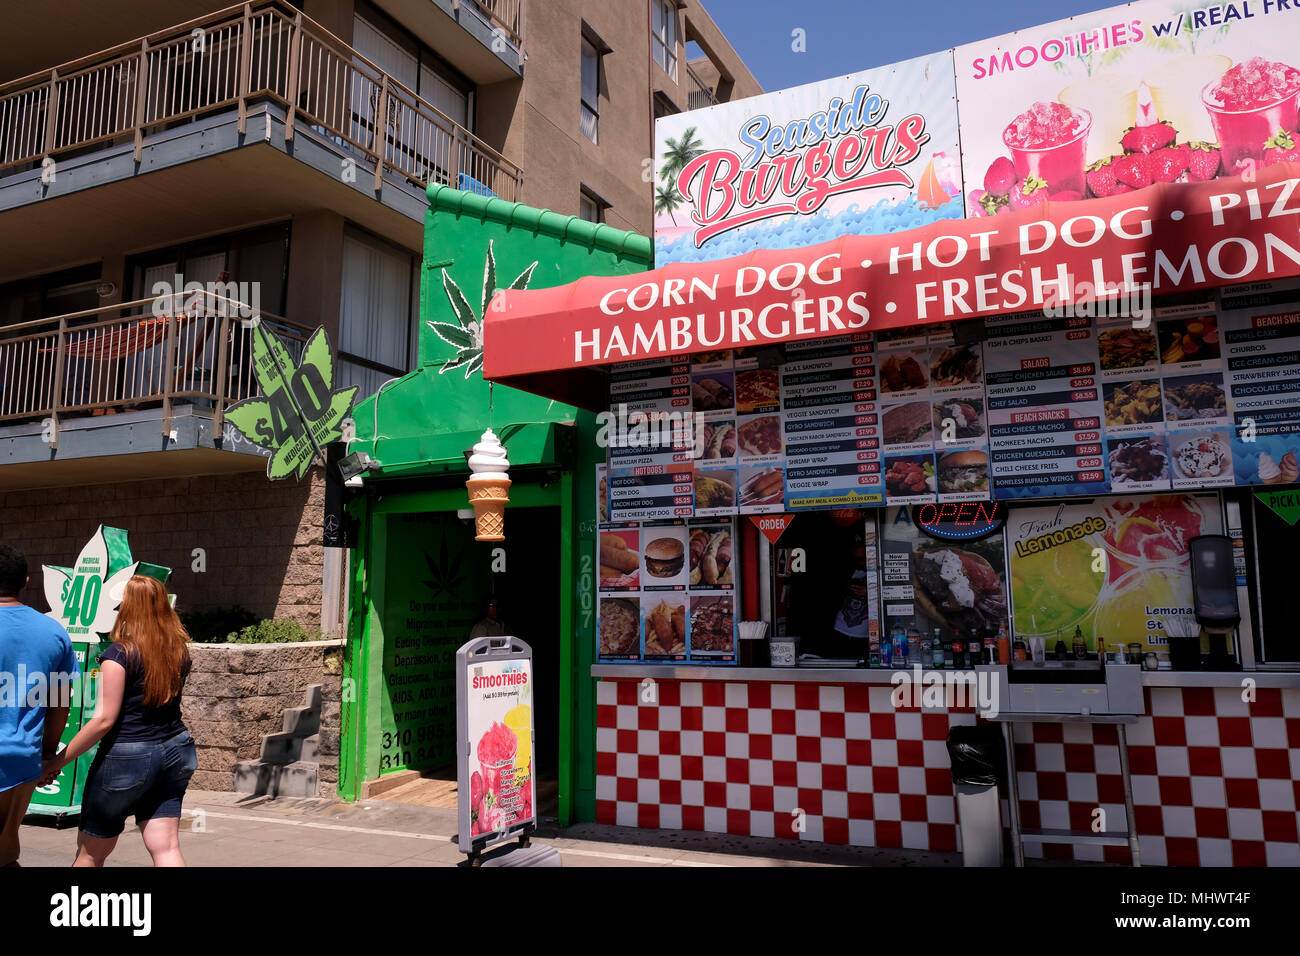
[1013, 538, 1101, 636]
[505, 705, 531, 770]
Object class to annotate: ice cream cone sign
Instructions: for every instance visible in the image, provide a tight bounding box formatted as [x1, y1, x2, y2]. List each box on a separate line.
[467, 428, 511, 541]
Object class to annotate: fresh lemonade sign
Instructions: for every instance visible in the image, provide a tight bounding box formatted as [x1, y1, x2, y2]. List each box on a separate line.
[224, 324, 358, 480]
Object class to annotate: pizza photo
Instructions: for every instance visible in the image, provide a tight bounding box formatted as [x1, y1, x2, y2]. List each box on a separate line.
[735, 369, 780, 413]
[737, 414, 782, 457]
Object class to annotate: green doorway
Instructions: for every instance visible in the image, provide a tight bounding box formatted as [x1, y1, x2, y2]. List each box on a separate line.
[342, 481, 572, 823]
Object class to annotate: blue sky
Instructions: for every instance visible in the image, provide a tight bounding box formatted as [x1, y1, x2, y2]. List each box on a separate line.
[700, 0, 1116, 92]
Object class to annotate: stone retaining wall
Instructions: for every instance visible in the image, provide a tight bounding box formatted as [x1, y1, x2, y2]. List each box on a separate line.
[184, 640, 344, 795]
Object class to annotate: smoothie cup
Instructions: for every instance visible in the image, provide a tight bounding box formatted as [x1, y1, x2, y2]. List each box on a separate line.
[504, 703, 532, 770]
[476, 721, 519, 801]
[1002, 105, 1093, 196]
[1203, 77, 1300, 170]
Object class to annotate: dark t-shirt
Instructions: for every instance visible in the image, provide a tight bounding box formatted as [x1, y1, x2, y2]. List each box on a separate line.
[98, 642, 191, 743]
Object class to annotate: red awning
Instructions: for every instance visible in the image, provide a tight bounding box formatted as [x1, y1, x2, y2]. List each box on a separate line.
[483, 163, 1300, 410]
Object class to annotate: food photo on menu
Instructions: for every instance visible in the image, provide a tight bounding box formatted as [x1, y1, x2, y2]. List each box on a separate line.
[879, 350, 930, 393]
[736, 413, 782, 457]
[640, 528, 688, 589]
[693, 465, 737, 512]
[884, 453, 936, 500]
[1158, 314, 1220, 364]
[1163, 372, 1228, 422]
[1097, 327, 1159, 370]
[738, 466, 784, 509]
[599, 529, 640, 589]
[688, 524, 734, 587]
[1170, 430, 1234, 485]
[1104, 379, 1163, 427]
[1107, 435, 1171, 488]
[1235, 441, 1300, 486]
[734, 368, 780, 413]
[691, 372, 735, 412]
[688, 595, 735, 657]
[883, 400, 933, 445]
[932, 397, 984, 440]
[598, 596, 641, 659]
[936, 450, 990, 496]
[696, 419, 737, 460]
[930, 344, 982, 387]
[644, 596, 688, 657]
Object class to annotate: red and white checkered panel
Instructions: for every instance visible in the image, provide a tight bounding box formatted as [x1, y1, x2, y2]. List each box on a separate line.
[1012, 686, 1300, 867]
[594, 678, 1300, 866]
[595, 678, 977, 852]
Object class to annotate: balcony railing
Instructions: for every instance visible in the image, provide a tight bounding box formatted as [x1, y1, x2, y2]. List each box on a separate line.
[0, 294, 316, 446]
[466, 0, 524, 50]
[686, 62, 719, 111]
[0, 0, 522, 201]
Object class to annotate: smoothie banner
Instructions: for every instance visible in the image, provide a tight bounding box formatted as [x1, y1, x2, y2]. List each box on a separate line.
[955, 0, 1300, 218]
[486, 161, 1300, 381]
[653, 52, 963, 266]
[456, 642, 535, 852]
[1005, 492, 1222, 653]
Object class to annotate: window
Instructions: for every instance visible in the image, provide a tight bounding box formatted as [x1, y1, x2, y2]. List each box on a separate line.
[579, 191, 602, 224]
[581, 38, 600, 143]
[651, 0, 678, 80]
[338, 228, 418, 400]
[653, 91, 680, 120]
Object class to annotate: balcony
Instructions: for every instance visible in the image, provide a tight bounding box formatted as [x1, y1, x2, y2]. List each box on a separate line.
[686, 62, 719, 112]
[0, 1, 522, 202]
[0, 293, 316, 490]
[369, 0, 524, 83]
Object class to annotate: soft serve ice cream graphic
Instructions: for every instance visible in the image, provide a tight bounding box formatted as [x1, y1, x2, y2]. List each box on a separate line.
[466, 428, 511, 540]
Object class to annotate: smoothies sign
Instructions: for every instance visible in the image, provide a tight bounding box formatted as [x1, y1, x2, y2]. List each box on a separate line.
[654, 52, 962, 266]
[456, 637, 535, 853]
[1006, 493, 1222, 652]
[955, 0, 1300, 218]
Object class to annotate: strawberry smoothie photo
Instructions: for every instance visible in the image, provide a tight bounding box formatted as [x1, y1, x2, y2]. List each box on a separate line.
[955, 0, 1300, 215]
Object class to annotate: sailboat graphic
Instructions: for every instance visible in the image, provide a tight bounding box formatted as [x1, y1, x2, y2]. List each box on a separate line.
[916, 157, 950, 210]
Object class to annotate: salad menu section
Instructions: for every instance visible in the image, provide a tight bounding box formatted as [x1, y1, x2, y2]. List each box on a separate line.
[602, 281, 1300, 516]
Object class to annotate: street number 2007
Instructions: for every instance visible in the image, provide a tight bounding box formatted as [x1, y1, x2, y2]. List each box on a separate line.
[579, 554, 593, 628]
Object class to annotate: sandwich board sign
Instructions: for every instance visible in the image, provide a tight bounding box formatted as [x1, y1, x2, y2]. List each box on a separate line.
[456, 635, 536, 862]
[32, 526, 170, 818]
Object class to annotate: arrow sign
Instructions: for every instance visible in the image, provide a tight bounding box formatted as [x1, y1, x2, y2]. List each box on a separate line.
[749, 514, 794, 544]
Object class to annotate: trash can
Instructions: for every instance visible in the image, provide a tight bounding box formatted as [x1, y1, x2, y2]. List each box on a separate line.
[946, 725, 1006, 867]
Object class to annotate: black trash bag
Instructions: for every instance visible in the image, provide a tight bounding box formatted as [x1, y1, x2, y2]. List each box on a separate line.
[946, 725, 1006, 788]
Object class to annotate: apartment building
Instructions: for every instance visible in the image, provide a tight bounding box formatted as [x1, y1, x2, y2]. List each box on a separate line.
[0, 0, 760, 638]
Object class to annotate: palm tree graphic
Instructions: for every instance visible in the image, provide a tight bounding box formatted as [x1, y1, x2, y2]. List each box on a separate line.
[657, 126, 705, 224]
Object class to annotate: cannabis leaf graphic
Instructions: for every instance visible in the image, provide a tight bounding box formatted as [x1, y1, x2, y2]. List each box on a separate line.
[42, 525, 140, 639]
[422, 536, 466, 599]
[426, 240, 537, 379]
[224, 324, 358, 481]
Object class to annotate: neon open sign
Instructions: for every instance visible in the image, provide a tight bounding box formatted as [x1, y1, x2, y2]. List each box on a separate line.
[912, 501, 1006, 542]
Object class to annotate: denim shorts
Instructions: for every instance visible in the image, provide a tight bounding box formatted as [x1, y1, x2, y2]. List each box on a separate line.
[80, 729, 198, 838]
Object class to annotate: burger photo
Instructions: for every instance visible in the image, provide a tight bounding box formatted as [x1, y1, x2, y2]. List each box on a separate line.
[643, 535, 686, 578]
[913, 547, 1007, 632]
[937, 450, 989, 495]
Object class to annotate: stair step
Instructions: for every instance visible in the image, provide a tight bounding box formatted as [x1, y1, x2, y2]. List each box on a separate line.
[282, 705, 320, 736]
[232, 759, 319, 798]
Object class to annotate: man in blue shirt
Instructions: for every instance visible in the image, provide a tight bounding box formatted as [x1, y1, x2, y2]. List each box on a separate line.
[0, 545, 78, 866]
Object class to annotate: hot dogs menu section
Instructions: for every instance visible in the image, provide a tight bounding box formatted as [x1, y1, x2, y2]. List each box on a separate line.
[600, 279, 1300, 516]
[596, 463, 740, 664]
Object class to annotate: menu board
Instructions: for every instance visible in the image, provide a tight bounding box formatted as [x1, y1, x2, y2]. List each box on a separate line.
[604, 282, 1300, 518]
[984, 312, 1107, 499]
[781, 332, 884, 510]
[607, 357, 695, 522]
[595, 515, 738, 663]
[1221, 278, 1300, 488]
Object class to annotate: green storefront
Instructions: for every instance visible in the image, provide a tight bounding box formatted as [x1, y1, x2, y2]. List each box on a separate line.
[339, 185, 650, 825]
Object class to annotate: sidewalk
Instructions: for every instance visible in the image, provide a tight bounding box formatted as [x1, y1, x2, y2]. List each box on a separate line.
[18, 791, 963, 867]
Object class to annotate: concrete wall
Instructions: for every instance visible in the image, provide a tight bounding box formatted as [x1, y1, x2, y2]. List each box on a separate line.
[184, 641, 343, 794]
[7, 469, 327, 626]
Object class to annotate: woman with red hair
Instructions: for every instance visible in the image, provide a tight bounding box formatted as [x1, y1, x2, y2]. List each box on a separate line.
[41, 575, 196, 866]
